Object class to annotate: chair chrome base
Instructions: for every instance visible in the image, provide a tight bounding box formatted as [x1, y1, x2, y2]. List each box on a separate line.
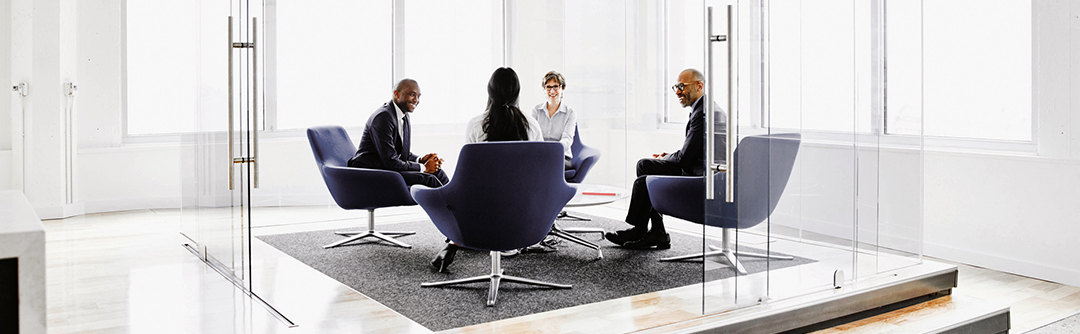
[559, 226, 606, 236]
[659, 229, 793, 275]
[421, 251, 571, 306]
[323, 209, 415, 249]
[557, 210, 592, 221]
[550, 224, 603, 259]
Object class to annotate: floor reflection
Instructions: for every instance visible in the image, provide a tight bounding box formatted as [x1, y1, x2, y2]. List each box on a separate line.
[44, 205, 1068, 333]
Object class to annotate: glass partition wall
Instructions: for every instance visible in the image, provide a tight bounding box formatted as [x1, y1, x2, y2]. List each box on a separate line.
[703, 0, 925, 313]
[178, 0, 924, 330]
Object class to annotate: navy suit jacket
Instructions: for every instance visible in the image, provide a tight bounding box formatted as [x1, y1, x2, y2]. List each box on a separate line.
[664, 95, 726, 176]
[348, 101, 421, 172]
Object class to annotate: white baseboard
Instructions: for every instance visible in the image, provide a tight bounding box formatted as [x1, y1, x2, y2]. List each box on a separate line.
[925, 241, 1080, 287]
[33, 202, 85, 220]
[80, 196, 181, 215]
[76, 193, 328, 216]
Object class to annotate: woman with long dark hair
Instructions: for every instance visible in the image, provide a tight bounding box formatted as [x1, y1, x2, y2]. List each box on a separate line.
[465, 67, 542, 143]
[432, 67, 544, 272]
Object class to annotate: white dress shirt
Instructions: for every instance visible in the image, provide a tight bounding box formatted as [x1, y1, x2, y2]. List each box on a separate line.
[530, 101, 577, 158]
[391, 102, 422, 171]
[465, 110, 543, 144]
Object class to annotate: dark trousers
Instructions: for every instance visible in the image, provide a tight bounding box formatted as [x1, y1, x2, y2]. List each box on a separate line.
[564, 156, 573, 170]
[624, 158, 684, 234]
[400, 170, 449, 188]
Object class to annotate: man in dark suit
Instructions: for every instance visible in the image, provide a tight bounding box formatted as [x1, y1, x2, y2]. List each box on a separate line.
[348, 79, 448, 188]
[605, 68, 726, 249]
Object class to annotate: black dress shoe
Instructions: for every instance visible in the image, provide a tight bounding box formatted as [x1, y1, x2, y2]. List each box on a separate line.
[604, 227, 647, 246]
[521, 243, 557, 254]
[621, 232, 671, 250]
[431, 243, 458, 272]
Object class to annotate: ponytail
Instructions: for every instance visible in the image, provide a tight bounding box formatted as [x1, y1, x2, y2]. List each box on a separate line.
[482, 67, 530, 142]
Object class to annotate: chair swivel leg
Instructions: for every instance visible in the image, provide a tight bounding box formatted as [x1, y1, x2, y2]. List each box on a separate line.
[557, 210, 592, 221]
[421, 251, 571, 306]
[550, 227, 603, 259]
[659, 229, 792, 275]
[324, 209, 415, 249]
[713, 245, 794, 260]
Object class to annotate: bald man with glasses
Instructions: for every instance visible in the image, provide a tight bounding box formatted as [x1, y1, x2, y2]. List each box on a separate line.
[605, 68, 727, 250]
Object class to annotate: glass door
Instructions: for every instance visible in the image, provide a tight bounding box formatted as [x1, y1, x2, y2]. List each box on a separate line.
[246, 0, 394, 232]
[701, 0, 780, 311]
[180, 0, 255, 294]
[700, 0, 925, 316]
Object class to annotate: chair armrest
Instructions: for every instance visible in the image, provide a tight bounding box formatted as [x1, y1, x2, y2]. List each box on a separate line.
[322, 166, 415, 209]
[569, 146, 601, 183]
[410, 184, 463, 242]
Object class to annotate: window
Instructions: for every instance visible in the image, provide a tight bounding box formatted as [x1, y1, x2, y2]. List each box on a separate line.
[768, 1, 858, 133]
[125, 0, 198, 135]
[126, 1, 393, 135]
[663, 0, 704, 125]
[270, 0, 393, 131]
[886, 0, 1032, 142]
[402, 0, 500, 125]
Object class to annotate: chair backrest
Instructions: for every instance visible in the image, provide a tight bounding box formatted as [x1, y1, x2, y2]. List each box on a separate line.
[307, 125, 356, 169]
[428, 141, 575, 251]
[566, 125, 601, 183]
[570, 126, 585, 158]
[706, 133, 801, 229]
[307, 126, 415, 210]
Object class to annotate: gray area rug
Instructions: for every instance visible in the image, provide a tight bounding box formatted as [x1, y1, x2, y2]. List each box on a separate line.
[1028, 312, 1080, 333]
[257, 213, 815, 331]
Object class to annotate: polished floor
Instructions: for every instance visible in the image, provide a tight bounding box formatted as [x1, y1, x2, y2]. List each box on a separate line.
[44, 205, 1080, 333]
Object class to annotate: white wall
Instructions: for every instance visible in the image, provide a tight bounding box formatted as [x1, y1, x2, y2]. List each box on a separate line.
[924, 153, 1080, 286]
[0, 0, 11, 153]
[919, 0, 1080, 287]
[1, 0, 11, 190]
[79, 145, 179, 213]
[75, 0, 121, 149]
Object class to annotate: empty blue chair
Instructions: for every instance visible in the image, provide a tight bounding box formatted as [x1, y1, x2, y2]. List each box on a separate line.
[307, 126, 417, 249]
[647, 134, 800, 274]
[565, 125, 601, 183]
[412, 141, 575, 306]
[559, 126, 601, 222]
[554, 126, 605, 254]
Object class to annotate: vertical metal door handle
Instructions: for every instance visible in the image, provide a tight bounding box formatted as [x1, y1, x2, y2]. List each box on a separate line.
[726, 4, 737, 203]
[705, 5, 737, 203]
[228, 16, 234, 191]
[706, 7, 715, 200]
[252, 17, 259, 188]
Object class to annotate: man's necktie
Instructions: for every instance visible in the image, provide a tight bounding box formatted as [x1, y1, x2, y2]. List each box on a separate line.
[402, 112, 412, 157]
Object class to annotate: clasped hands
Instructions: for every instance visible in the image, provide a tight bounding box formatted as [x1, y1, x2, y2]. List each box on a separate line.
[421, 153, 444, 174]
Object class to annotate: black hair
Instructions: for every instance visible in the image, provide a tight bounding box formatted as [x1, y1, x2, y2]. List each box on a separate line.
[482, 67, 530, 142]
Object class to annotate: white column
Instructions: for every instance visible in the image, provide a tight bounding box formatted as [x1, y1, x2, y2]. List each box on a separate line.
[11, 0, 81, 218]
[1034, 0, 1078, 159]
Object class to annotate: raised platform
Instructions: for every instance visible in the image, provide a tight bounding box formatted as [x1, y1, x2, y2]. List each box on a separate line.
[0, 190, 47, 333]
[635, 261, 962, 334]
[814, 294, 1009, 334]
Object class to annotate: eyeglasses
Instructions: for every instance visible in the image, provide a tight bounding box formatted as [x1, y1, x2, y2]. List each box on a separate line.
[544, 85, 562, 91]
[671, 81, 700, 93]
